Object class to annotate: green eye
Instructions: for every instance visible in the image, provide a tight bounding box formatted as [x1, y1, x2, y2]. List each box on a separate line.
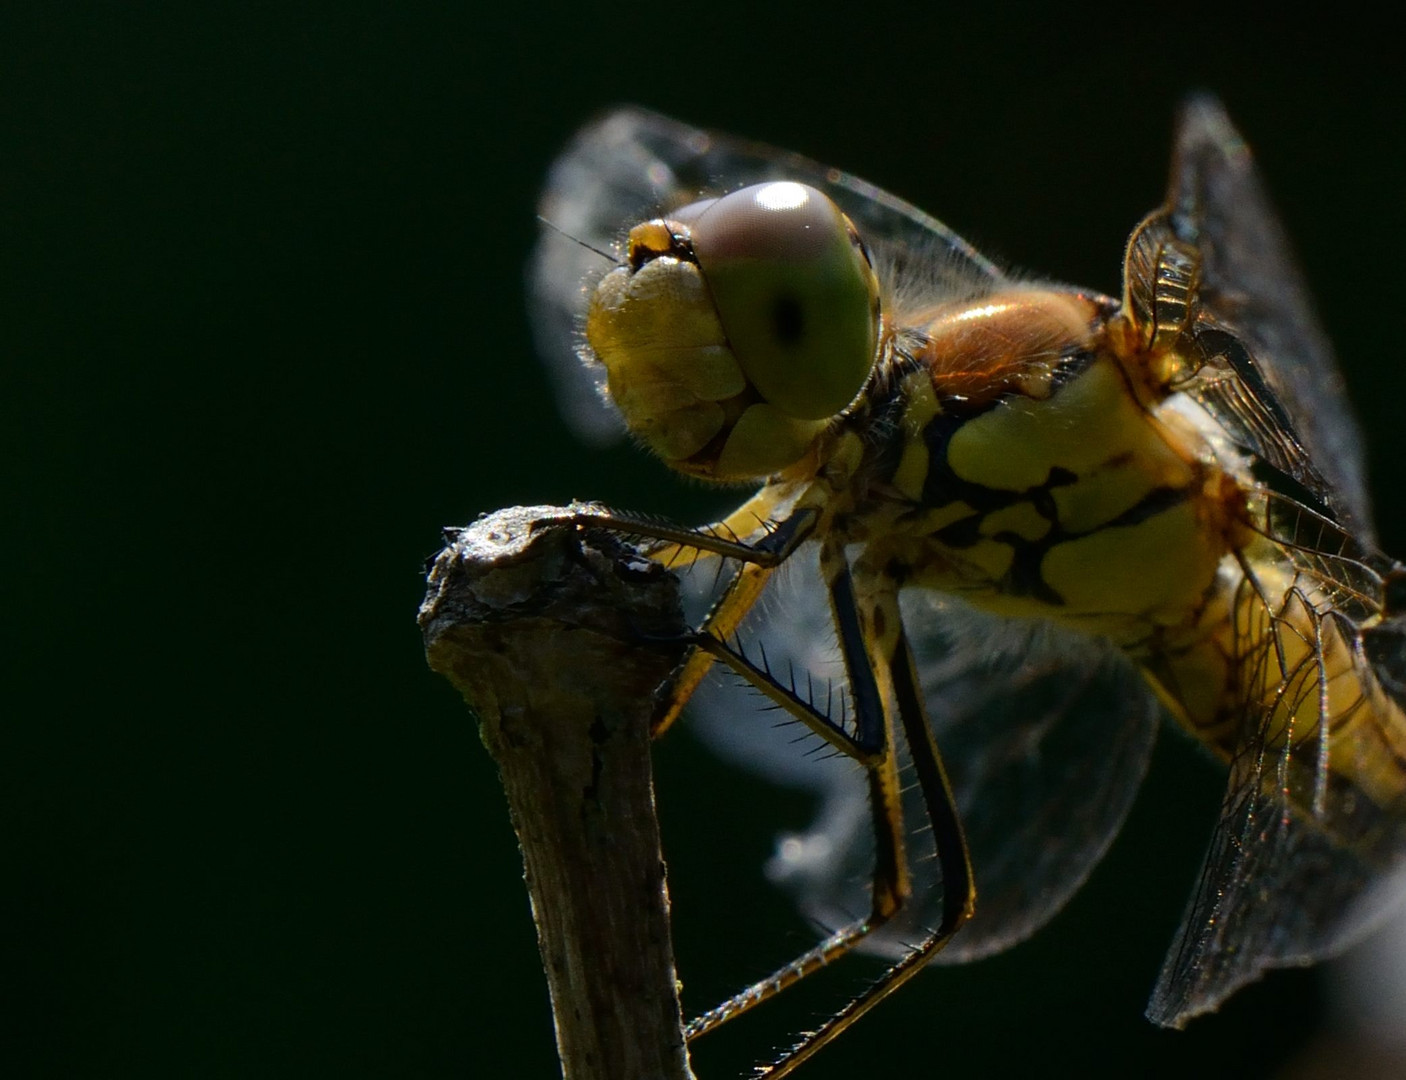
[689, 182, 880, 420]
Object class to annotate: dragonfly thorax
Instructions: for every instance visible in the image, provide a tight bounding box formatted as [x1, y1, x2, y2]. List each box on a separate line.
[830, 288, 1236, 641]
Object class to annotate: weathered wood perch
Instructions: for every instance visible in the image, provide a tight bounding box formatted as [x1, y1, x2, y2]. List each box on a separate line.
[419, 504, 697, 1080]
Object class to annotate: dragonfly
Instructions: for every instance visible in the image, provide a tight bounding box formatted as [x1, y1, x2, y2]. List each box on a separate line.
[528, 98, 1406, 1075]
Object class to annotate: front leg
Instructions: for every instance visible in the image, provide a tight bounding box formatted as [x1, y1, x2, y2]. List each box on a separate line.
[557, 492, 821, 736]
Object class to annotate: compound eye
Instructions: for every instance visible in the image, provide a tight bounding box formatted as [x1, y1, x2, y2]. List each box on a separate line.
[689, 182, 880, 420]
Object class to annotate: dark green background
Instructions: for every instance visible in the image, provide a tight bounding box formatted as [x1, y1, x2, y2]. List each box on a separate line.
[8, 5, 1405, 1078]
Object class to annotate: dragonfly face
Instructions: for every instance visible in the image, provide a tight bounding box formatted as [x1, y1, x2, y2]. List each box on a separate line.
[530, 100, 1406, 1074]
[587, 181, 881, 480]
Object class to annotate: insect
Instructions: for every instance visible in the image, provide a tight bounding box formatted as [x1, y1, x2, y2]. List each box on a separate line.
[528, 99, 1406, 1075]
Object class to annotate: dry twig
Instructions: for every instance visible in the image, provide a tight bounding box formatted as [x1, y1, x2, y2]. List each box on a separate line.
[419, 504, 696, 1080]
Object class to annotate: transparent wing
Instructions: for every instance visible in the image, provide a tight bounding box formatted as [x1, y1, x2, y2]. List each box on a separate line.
[686, 546, 1161, 961]
[529, 107, 1007, 442]
[1120, 97, 1406, 1025]
[1148, 575, 1406, 1026]
[1162, 95, 1372, 535]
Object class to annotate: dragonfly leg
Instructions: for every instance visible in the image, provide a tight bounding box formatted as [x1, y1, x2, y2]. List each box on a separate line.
[652, 560, 775, 738]
[560, 495, 820, 737]
[562, 498, 818, 568]
[563, 504, 976, 1060]
[755, 619, 975, 1078]
[682, 547, 920, 1039]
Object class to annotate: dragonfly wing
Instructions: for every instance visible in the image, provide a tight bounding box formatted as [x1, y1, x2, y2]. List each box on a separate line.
[530, 108, 1007, 442]
[1148, 761, 1390, 1027]
[685, 550, 1161, 961]
[1137, 98, 1406, 1024]
[1148, 736, 1406, 1025]
[895, 592, 1162, 961]
[530, 113, 654, 443]
[1164, 95, 1373, 535]
[1148, 596, 1406, 1026]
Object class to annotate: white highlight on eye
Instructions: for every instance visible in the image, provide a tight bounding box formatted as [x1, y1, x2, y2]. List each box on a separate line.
[755, 181, 811, 212]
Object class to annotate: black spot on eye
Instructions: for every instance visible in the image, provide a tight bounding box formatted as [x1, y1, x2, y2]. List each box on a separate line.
[770, 292, 805, 346]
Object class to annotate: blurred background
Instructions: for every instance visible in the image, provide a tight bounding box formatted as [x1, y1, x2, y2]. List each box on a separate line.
[7, 5, 1406, 1077]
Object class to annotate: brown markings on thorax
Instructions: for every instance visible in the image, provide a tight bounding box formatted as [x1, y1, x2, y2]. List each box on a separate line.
[909, 289, 1109, 407]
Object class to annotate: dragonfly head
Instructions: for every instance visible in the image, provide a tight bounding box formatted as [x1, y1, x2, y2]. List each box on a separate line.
[585, 181, 881, 482]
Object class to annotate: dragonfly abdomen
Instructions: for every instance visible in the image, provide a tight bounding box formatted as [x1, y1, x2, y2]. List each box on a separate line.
[1149, 548, 1406, 833]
